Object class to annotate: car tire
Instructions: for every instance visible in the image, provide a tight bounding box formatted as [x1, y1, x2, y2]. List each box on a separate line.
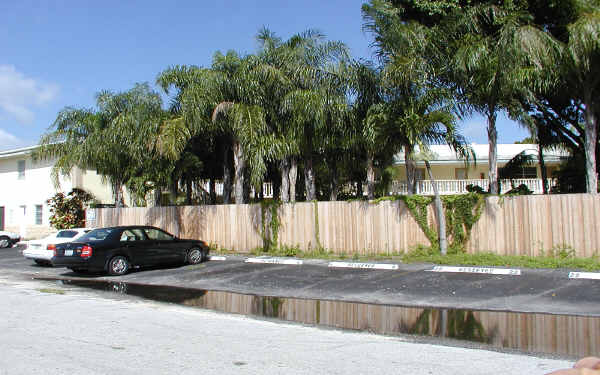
[0, 236, 9, 249]
[107, 256, 130, 276]
[187, 247, 203, 265]
[34, 259, 51, 266]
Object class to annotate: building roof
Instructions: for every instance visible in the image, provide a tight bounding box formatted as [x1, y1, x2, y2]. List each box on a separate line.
[394, 144, 569, 165]
[0, 145, 39, 159]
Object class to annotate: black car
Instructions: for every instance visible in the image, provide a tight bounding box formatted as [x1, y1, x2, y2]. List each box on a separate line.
[51, 226, 209, 275]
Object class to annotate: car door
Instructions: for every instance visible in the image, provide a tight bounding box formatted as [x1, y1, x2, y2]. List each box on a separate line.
[118, 229, 157, 266]
[143, 228, 184, 263]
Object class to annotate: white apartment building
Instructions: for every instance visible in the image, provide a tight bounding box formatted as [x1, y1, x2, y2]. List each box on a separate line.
[0, 145, 115, 239]
[392, 143, 569, 195]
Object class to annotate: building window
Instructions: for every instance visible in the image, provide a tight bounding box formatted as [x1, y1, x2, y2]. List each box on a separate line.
[35, 205, 43, 225]
[455, 168, 468, 179]
[521, 167, 538, 179]
[17, 160, 25, 180]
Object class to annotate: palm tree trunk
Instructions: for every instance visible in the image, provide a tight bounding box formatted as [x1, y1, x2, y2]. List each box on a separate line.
[223, 145, 232, 204]
[185, 180, 192, 205]
[169, 177, 178, 205]
[367, 153, 375, 200]
[356, 179, 363, 198]
[209, 179, 216, 204]
[584, 90, 598, 194]
[304, 154, 316, 201]
[153, 186, 162, 207]
[243, 173, 250, 202]
[233, 140, 246, 204]
[330, 167, 339, 201]
[280, 158, 290, 202]
[405, 145, 416, 195]
[487, 111, 499, 194]
[425, 161, 446, 255]
[290, 157, 298, 202]
[113, 181, 123, 208]
[538, 144, 548, 194]
[273, 180, 280, 201]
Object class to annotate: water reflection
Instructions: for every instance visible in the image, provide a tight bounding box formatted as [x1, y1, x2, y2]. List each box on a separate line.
[50, 278, 598, 358]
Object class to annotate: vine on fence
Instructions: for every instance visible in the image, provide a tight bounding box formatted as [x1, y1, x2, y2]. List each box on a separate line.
[443, 193, 485, 252]
[373, 193, 485, 253]
[313, 200, 323, 250]
[260, 200, 282, 251]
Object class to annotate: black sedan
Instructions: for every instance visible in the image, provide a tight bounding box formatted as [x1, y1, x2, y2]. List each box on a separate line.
[51, 226, 209, 275]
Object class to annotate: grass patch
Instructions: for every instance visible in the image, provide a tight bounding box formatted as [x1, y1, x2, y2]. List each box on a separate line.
[38, 288, 66, 295]
[402, 245, 600, 271]
[210, 243, 600, 271]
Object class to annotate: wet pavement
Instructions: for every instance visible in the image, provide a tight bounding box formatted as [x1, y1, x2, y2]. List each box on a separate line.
[1, 279, 572, 375]
[2, 244, 600, 358]
[3, 244, 599, 316]
[36, 277, 600, 358]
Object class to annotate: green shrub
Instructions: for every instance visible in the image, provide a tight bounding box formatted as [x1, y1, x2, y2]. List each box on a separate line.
[47, 189, 94, 229]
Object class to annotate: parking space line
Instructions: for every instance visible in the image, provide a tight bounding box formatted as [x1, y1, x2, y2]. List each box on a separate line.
[245, 257, 303, 265]
[328, 261, 399, 270]
[569, 272, 600, 280]
[208, 256, 227, 261]
[427, 265, 521, 276]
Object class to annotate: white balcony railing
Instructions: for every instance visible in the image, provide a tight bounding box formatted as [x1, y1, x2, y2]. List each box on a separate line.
[199, 178, 552, 200]
[390, 178, 553, 195]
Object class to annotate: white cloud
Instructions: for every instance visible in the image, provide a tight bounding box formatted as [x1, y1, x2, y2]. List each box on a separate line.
[459, 119, 488, 144]
[0, 129, 25, 150]
[0, 65, 59, 125]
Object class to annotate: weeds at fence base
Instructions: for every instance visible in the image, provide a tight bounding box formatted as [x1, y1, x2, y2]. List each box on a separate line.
[211, 242, 600, 271]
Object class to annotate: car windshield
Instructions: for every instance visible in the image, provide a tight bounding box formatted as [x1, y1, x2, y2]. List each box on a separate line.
[78, 228, 114, 242]
[56, 230, 78, 238]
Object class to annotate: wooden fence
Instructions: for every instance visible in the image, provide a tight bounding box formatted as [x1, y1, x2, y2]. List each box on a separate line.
[87, 194, 600, 257]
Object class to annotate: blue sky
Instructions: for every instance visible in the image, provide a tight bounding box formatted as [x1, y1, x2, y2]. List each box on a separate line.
[0, 0, 528, 151]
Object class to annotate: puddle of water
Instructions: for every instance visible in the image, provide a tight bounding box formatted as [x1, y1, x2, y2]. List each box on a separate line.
[45, 278, 598, 358]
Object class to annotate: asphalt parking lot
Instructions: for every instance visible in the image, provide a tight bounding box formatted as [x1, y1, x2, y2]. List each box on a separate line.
[2, 243, 599, 316]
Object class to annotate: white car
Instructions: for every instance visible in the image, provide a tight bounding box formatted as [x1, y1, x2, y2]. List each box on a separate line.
[23, 228, 93, 266]
[0, 231, 21, 249]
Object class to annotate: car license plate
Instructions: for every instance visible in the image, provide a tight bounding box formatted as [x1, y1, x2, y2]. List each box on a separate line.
[64, 250, 73, 256]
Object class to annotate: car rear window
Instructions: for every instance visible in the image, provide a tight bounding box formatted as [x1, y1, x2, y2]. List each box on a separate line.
[78, 228, 114, 242]
[56, 230, 78, 238]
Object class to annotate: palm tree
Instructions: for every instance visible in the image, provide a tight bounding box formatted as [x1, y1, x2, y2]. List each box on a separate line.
[259, 28, 349, 201]
[363, 1, 560, 195]
[561, 2, 600, 194]
[439, 4, 555, 194]
[36, 83, 167, 207]
[158, 52, 277, 204]
[346, 61, 399, 200]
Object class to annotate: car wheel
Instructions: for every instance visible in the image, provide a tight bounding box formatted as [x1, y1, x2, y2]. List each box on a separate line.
[107, 256, 130, 276]
[187, 247, 203, 265]
[0, 236, 9, 249]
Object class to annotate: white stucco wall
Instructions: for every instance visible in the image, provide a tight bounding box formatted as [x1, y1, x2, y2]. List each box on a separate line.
[0, 153, 73, 238]
[0, 148, 116, 239]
